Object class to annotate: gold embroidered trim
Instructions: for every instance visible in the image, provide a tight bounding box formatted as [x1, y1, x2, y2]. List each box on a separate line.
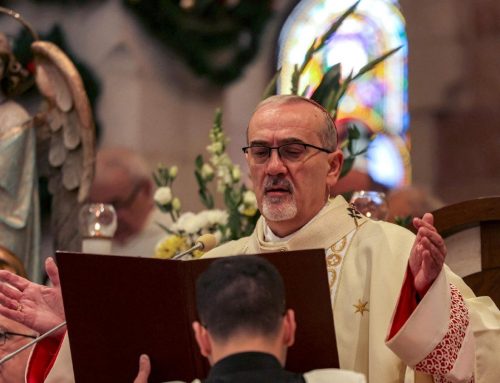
[328, 269, 337, 289]
[326, 252, 342, 268]
[330, 236, 347, 253]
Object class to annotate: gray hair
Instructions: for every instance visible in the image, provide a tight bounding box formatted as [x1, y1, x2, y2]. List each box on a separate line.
[250, 95, 338, 150]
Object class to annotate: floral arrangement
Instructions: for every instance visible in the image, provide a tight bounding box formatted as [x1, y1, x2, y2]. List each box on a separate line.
[153, 109, 259, 259]
[153, 0, 400, 259]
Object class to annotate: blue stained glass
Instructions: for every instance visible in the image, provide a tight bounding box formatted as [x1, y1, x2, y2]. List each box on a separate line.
[278, 0, 410, 187]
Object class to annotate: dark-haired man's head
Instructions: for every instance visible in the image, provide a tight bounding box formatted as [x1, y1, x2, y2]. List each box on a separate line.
[192, 255, 296, 366]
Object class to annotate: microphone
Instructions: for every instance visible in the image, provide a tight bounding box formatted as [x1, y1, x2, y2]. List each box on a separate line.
[0, 321, 67, 365]
[172, 234, 218, 260]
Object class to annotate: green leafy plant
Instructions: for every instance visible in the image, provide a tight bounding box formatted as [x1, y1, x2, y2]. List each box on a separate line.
[394, 215, 413, 229]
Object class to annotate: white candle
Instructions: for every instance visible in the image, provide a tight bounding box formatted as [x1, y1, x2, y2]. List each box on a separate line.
[79, 203, 117, 253]
[82, 238, 113, 254]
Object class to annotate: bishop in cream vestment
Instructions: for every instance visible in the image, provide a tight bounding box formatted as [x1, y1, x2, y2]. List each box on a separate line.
[203, 196, 500, 383]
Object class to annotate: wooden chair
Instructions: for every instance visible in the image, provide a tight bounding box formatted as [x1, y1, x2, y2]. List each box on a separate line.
[432, 196, 500, 306]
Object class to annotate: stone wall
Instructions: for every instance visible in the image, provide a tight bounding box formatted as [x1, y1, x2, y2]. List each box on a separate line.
[401, 0, 500, 203]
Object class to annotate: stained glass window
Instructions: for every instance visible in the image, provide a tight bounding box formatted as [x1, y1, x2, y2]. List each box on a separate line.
[278, 0, 410, 188]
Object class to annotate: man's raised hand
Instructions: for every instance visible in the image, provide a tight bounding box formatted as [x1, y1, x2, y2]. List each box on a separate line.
[0, 257, 65, 333]
[409, 213, 447, 297]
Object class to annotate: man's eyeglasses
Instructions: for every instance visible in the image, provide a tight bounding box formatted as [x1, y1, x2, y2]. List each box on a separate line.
[0, 328, 37, 346]
[242, 143, 332, 164]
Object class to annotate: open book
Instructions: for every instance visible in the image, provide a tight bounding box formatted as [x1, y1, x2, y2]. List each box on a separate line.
[56, 249, 338, 383]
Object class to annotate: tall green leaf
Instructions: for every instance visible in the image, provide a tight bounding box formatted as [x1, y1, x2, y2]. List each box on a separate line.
[329, 71, 353, 119]
[316, 0, 361, 48]
[261, 67, 281, 99]
[311, 63, 341, 105]
[352, 46, 402, 81]
[298, 0, 361, 77]
[290, 64, 301, 94]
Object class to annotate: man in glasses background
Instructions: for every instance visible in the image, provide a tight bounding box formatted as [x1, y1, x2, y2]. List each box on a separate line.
[89, 147, 166, 256]
[40, 147, 165, 263]
[0, 315, 37, 383]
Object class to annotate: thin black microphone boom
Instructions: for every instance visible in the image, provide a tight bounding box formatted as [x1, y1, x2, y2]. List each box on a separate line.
[172, 234, 218, 260]
[0, 321, 67, 365]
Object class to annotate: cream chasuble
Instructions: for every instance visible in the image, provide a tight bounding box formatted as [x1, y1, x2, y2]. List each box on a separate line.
[204, 195, 500, 383]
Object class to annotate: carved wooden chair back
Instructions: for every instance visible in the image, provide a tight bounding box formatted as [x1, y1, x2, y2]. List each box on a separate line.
[432, 196, 500, 307]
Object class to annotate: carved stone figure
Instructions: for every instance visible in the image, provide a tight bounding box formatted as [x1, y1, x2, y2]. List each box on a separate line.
[0, 8, 95, 281]
[0, 32, 40, 281]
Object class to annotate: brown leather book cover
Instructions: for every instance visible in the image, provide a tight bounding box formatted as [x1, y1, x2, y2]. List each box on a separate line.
[56, 249, 338, 383]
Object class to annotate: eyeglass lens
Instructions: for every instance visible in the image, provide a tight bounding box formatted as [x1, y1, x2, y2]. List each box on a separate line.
[245, 143, 324, 163]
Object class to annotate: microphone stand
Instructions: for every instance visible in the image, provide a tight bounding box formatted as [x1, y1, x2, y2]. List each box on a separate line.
[172, 242, 203, 260]
[171, 234, 217, 260]
[0, 321, 67, 365]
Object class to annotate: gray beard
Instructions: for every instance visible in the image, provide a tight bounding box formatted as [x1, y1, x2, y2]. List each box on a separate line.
[262, 194, 298, 221]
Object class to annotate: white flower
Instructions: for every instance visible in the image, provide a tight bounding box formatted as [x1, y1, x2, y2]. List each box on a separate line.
[201, 163, 214, 179]
[172, 212, 201, 234]
[213, 229, 223, 244]
[194, 212, 210, 232]
[208, 142, 223, 154]
[243, 190, 257, 206]
[169, 166, 178, 178]
[200, 209, 228, 226]
[154, 186, 172, 205]
[218, 154, 232, 167]
[215, 167, 231, 192]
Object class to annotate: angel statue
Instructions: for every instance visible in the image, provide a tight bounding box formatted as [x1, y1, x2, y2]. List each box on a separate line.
[0, 7, 95, 282]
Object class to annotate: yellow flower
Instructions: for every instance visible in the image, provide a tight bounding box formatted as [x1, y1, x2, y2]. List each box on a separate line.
[169, 166, 179, 178]
[201, 163, 214, 180]
[154, 235, 188, 259]
[240, 207, 258, 217]
[172, 197, 181, 212]
[192, 249, 205, 259]
[231, 166, 241, 182]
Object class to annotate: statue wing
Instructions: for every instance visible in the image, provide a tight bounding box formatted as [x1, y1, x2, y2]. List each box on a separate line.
[33, 41, 95, 252]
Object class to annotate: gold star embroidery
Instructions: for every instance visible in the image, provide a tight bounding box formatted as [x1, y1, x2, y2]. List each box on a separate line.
[353, 299, 369, 316]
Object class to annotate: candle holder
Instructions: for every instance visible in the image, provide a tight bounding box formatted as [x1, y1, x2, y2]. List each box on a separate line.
[349, 190, 389, 221]
[79, 203, 117, 254]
